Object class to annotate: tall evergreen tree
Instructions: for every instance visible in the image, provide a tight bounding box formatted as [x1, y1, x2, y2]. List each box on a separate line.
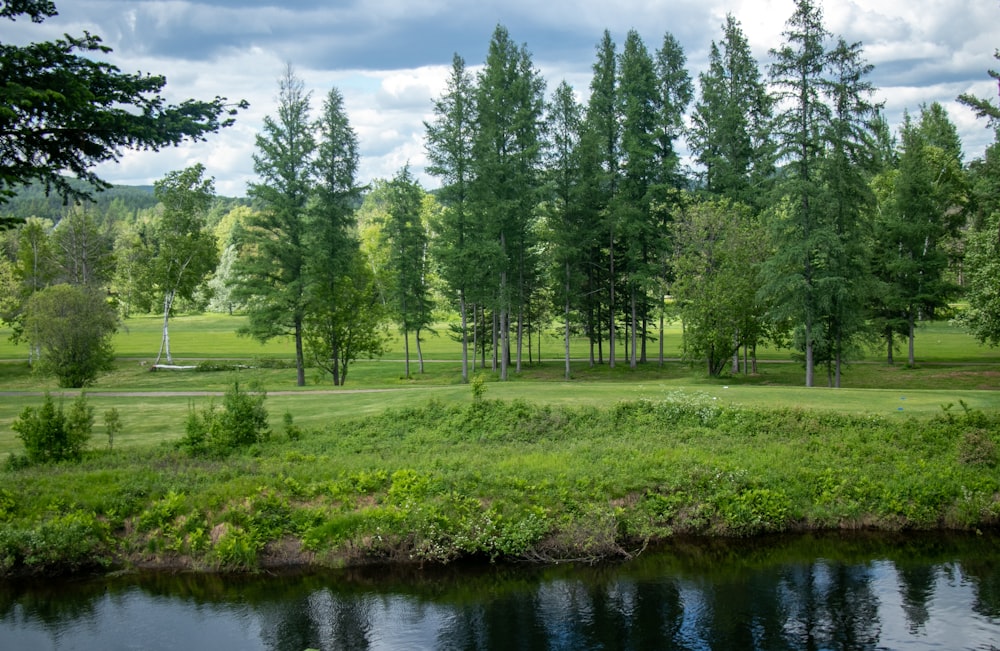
[816, 38, 880, 386]
[470, 25, 546, 380]
[425, 54, 477, 383]
[650, 31, 694, 364]
[873, 106, 966, 365]
[383, 165, 432, 378]
[580, 30, 621, 367]
[304, 87, 376, 385]
[764, 0, 834, 387]
[617, 30, 659, 369]
[231, 65, 316, 386]
[544, 80, 586, 379]
[690, 14, 774, 208]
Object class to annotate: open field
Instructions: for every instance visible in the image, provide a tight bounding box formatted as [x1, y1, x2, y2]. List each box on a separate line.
[3, 312, 1000, 364]
[1, 313, 998, 459]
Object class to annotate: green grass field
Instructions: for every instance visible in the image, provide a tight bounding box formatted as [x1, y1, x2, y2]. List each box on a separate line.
[1, 312, 998, 576]
[0, 313, 997, 459]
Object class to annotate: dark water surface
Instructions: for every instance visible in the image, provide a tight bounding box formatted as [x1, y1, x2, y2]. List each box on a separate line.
[2, 532, 999, 650]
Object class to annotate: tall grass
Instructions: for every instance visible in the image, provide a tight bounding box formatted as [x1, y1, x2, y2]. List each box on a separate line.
[0, 395, 996, 575]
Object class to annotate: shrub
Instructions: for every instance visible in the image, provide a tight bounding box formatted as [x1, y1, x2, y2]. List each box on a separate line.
[11, 393, 92, 464]
[179, 379, 270, 455]
[0, 511, 111, 574]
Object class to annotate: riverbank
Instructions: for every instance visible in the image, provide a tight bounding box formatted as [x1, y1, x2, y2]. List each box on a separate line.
[1, 395, 998, 577]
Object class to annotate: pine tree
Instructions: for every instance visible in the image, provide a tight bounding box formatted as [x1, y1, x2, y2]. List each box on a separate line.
[814, 38, 880, 386]
[580, 30, 620, 367]
[544, 80, 586, 379]
[874, 106, 967, 365]
[304, 87, 376, 385]
[765, 0, 834, 387]
[617, 30, 659, 369]
[425, 54, 477, 383]
[383, 165, 432, 378]
[690, 14, 774, 208]
[470, 25, 546, 380]
[231, 65, 316, 386]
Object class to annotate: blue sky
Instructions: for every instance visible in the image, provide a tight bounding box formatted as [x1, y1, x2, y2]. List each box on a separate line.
[3, 0, 997, 196]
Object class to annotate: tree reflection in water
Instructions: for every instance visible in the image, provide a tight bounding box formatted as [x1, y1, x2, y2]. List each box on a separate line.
[2, 532, 999, 650]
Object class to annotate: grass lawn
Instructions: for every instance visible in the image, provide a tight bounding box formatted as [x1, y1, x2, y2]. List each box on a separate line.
[0, 313, 997, 459]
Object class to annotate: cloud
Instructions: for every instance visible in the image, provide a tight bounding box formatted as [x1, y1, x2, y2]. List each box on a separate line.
[2, 0, 996, 195]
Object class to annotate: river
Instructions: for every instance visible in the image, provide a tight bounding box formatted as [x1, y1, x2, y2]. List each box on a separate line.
[2, 532, 998, 650]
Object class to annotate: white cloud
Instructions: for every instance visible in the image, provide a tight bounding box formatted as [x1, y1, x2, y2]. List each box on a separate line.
[3, 0, 996, 196]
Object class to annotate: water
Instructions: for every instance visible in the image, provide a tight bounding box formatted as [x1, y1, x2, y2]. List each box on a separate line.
[2, 533, 999, 650]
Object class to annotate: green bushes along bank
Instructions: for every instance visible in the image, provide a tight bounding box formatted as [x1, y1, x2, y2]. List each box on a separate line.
[1, 393, 998, 576]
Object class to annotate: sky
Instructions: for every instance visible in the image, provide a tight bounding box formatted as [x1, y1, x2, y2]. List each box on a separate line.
[3, 0, 998, 197]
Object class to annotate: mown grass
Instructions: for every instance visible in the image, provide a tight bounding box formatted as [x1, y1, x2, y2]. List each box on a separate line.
[3, 312, 999, 363]
[0, 395, 997, 576]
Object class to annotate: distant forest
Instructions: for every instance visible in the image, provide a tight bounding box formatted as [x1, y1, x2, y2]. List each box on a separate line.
[0, 180, 248, 227]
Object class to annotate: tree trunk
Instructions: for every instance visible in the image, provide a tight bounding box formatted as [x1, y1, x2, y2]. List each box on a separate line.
[500, 308, 509, 381]
[565, 262, 572, 380]
[805, 316, 814, 388]
[472, 303, 479, 373]
[416, 327, 425, 374]
[294, 317, 305, 387]
[629, 286, 637, 370]
[887, 328, 894, 365]
[515, 304, 523, 373]
[908, 313, 916, 366]
[640, 311, 647, 364]
[609, 231, 616, 369]
[155, 289, 176, 366]
[403, 328, 410, 378]
[659, 301, 665, 367]
[459, 291, 469, 383]
[332, 339, 341, 386]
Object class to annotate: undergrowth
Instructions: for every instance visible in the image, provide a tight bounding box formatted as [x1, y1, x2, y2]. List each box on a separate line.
[0, 394, 997, 576]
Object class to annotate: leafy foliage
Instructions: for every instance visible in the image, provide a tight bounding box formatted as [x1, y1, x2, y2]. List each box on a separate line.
[180, 379, 270, 455]
[150, 164, 219, 364]
[11, 392, 92, 464]
[23, 283, 117, 386]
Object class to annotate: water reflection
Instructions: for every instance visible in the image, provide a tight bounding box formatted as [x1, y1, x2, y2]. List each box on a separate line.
[2, 532, 999, 650]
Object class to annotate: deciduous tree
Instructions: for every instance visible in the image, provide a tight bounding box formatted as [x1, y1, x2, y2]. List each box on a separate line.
[24, 282, 117, 387]
[150, 164, 219, 364]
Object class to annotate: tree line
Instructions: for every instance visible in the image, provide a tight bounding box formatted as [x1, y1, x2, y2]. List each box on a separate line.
[2, 0, 999, 388]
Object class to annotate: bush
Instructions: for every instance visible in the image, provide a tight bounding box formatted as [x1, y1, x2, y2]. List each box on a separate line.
[179, 379, 270, 455]
[11, 393, 92, 464]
